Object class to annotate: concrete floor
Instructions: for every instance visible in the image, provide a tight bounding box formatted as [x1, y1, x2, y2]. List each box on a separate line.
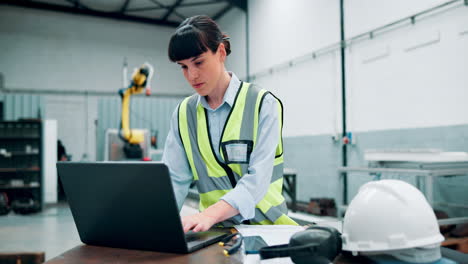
[0, 203, 80, 261]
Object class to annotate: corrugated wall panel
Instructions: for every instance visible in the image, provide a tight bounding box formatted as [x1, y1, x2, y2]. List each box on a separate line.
[3, 94, 44, 120]
[97, 95, 183, 160]
[31, 96, 41, 118]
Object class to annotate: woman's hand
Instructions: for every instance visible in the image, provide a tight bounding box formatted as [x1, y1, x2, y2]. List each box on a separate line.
[182, 212, 217, 233]
[181, 200, 240, 233]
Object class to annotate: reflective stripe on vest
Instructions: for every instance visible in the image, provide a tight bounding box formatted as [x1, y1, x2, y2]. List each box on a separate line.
[178, 81, 297, 225]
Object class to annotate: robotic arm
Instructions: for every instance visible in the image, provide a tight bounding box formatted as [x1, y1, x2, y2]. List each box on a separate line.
[119, 62, 154, 158]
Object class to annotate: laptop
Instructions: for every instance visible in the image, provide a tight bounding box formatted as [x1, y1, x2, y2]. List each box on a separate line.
[56, 161, 229, 253]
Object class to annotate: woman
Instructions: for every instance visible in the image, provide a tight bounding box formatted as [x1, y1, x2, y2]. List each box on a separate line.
[163, 15, 297, 233]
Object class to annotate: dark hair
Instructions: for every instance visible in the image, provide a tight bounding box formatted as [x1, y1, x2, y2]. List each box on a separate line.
[168, 15, 231, 62]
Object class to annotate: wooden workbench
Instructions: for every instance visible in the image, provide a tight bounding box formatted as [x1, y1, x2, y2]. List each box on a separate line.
[43, 243, 374, 264]
[44, 243, 244, 264]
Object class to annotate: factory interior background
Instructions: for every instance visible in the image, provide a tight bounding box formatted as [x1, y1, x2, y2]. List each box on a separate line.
[0, 0, 467, 262]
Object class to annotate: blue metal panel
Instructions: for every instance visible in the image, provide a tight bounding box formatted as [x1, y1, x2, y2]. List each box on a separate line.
[13, 95, 21, 120]
[24, 95, 31, 118]
[3, 94, 44, 120]
[97, 95, 182, 160]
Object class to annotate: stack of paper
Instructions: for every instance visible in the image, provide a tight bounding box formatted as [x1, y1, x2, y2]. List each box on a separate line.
[234, 224, 305, 246]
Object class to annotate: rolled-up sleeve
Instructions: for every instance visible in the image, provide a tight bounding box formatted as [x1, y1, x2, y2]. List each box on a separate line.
[162, 106, 193, 211]
[221, 94, 279, 221]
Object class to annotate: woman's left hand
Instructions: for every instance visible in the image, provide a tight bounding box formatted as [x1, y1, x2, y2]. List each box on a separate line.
[182, 212, 217, 233]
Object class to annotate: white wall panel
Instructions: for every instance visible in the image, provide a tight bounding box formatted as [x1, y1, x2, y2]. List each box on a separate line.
[43, 119, 57, 204]
[347, 6, 468, 132]
[249, 0, 340, 74]
[0, 6, 190, 95]
[345, 0, 449, 37]
[254, 52, 342, 137]
[44, 95, 98, 162]
[248, 1, 341, 137]
[217, 8, 247, 80]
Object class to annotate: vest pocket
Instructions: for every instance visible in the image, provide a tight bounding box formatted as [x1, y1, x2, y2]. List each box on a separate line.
[221, 140, 253, 164]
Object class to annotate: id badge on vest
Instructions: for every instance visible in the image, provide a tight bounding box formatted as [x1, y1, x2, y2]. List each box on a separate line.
[221, 140, 253, 164]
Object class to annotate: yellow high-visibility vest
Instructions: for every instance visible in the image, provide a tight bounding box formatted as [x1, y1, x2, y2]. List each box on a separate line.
[178, 82, 297, 225]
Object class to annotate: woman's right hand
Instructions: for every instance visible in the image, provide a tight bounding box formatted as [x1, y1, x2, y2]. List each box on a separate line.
[182, 212, 217, 233]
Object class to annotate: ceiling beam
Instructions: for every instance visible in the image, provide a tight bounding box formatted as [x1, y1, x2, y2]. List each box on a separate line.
[225, 0, 246, 12]
[1, 0, 180, 27]
[148, 0, 165, 8]
[182, 1, 221, 7]
[120, 0, 131, 13]
[212, 3, 232, 20]
[127, 1, 219, 13]
[63, 0, 89, 10]
[162, 0, 183, 21]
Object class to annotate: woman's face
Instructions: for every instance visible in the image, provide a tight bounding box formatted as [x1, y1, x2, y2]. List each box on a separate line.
[176, 44, 226, 97]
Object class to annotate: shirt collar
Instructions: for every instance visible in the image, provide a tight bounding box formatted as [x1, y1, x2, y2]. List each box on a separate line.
[198, 72, 241, 110]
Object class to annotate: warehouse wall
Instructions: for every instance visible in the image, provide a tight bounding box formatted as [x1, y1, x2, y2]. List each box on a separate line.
[0, 5, 189, 95]
[0, 6, 206, 161]
[345, 0, 450, 37]
[346, 1, 468, 131]
[0, 5, 247, 162]
[44, 95, 98, 161]
[217, 8, 247, 80]
[248, 0, 468, 216]
[249, 0, 342, 138]
[248, 0, 343, 203]
[0, 94, 44, 121]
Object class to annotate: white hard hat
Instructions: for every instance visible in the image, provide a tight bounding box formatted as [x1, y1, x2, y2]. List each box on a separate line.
[341, 180, 444, 254]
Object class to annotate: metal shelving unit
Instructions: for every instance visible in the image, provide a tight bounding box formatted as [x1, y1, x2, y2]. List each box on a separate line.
[0, 120, 43, 212]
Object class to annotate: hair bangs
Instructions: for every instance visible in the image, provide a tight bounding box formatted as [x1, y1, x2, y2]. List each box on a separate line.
[168, 26, 209, 62]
